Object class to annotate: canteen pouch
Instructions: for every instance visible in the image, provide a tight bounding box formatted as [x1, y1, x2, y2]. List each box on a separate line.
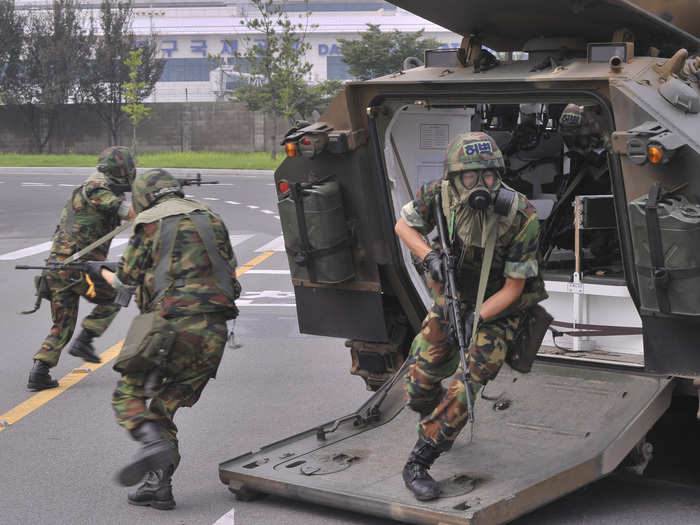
[506, 304, 553, 373]
[278, 179, 354, 284]
[21, 273, 52, 314]
[113, 312, 177, 374]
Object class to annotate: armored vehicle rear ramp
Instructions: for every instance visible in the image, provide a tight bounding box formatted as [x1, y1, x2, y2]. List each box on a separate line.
[219, 362, 673, 524]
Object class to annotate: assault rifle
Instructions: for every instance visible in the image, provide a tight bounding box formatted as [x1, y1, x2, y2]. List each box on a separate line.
[434, 193, 475, 424]
[108, 172, 219, 194]
[16, 261, 134, 307]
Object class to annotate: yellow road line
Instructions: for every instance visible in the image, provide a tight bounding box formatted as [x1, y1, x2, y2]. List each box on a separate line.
[0, 251, 279, 434]
[236, 250, 275, 277]
[0, 342, 123, 433]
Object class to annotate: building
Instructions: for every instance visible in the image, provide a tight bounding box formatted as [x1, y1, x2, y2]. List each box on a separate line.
[16, 0, 460, 102]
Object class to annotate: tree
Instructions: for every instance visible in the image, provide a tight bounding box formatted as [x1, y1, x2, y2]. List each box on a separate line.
[338, 24, 443, 80]
[232, 0, 314, 159]
[294, 79, 342, 121]
[4, 0, 94, 152]
[0, 0, 24, 103]
[122, 48, 153, 154]
[80, 0, 163, 146]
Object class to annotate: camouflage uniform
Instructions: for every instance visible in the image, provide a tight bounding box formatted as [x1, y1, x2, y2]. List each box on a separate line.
[402, 180, 545, 451]
[33, 147, 135, 368]
[110, 169, 240, 474]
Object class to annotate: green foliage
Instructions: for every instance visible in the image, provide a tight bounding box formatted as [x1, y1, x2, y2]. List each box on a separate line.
[233, 0, 317, 158]
[80, 0, 164, 145]
[0, 0, 24, 103]
[338, 24, 443, 80]
[122, 48, 153, 153]
[4, 0, 94, 152]
[0, 151, 284, 170]
[294, 79, 343, 121]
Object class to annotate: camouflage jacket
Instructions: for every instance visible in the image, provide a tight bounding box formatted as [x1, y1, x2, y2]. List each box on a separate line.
[116, 201, 240, 319]
[50, 172, 124, 261]
[401, 179, 547, 315]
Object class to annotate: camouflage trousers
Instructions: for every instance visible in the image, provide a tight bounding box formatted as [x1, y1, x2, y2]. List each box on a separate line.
[34, 265, 120, 368]
[404, 279, 522, 451]
[111, 312, 227, 471]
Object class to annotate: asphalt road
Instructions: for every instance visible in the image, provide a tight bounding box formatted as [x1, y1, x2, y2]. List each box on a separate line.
[1, 168, 699, 525]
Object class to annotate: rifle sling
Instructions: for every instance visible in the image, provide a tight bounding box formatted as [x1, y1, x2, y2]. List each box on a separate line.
[472, 214, 498, 336]
[62, 220, 133, 264]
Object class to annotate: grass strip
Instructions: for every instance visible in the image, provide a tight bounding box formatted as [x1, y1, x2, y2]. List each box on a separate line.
[0, 151, 284, 170]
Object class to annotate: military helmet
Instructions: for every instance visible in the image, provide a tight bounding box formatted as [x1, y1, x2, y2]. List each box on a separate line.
[558, 104, 604, 137]
[97, 146, 136, 185]
[444, 131, 505, 176]
[132, 169, 184, 213]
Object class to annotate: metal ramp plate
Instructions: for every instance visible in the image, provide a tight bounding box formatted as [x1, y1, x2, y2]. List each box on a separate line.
[219, 362, 673, 524]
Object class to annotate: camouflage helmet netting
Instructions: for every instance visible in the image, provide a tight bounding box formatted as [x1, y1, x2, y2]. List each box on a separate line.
[132, 168, 184, 213]
[97, 146, 136, 184]
[558, 104, 603, 136]
[444, 131, 505, 176]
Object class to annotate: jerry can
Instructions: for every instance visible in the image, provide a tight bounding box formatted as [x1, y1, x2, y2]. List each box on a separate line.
[629, 189, 700, 316]
[277, 179, 354, 284]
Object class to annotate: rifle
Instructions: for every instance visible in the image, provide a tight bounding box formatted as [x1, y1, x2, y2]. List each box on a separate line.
[108, 172, 219, 194]
[15, 262, 134, 307]
[434, 193, 475, 424]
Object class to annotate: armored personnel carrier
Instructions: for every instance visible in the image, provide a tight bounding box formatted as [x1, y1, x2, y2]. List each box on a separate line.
[219, 1, 700, 523]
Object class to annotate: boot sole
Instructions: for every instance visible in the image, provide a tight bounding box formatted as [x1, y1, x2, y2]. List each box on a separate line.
[68, 348, 101, 363]
[117, 448, 176, 487]
[27, 382, 59, 391]
[127, 498, 175, 510]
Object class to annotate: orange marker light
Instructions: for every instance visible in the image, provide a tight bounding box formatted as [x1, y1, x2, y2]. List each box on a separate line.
[278, 180, 290, 194]
[648, 145, 664, 164]
[285, 142, 298, 157]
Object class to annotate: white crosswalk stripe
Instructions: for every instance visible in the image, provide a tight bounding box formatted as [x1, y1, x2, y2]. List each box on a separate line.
[0, 242, 53, 261]
[0, 233, 285, 260]
[254, 235, 285, 252]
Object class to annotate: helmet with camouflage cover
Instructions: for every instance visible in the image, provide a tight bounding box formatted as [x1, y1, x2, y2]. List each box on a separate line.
[97, 146, 136, 185]
[444, 131, 505, 177]
[558, 104, 588, 135]
[132, 169, 184, 213]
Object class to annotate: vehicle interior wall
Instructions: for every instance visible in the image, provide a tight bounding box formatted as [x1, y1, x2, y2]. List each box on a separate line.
[381, 99, 644, 360]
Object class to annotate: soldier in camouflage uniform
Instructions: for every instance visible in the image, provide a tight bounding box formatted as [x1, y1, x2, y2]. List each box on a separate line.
[27, 146, 136, 391]
[550, 104, 618, 263]
[394, 131, 546, 501]
[99, 169, 240, 510]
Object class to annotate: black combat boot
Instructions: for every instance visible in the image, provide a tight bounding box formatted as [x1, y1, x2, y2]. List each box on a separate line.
[117, 421, 178, 487]
[68, 329, 101, 363]
[27, 360, 59, 391]
[402, 439, 442, 501]
[407, 386, 447, 418]
[127, 467, 176, 510]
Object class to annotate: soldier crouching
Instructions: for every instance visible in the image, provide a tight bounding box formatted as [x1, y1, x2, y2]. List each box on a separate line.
[394, 131, 546, 501]
[97, 169, 241, 510]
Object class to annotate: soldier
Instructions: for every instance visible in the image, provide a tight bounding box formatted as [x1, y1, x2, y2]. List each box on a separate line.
[97, 169, 240, 510]
[27, 146, 136, 391]
[549, 104, 617, 263]
[394, 131, 546, 501]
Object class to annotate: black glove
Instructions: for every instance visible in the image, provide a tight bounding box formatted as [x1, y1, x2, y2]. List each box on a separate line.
[463, 311, 483, 345]
[423, 250, 445, 283]
[84, 261, 117, 281]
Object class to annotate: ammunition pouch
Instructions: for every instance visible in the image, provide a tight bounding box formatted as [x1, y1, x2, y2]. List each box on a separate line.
[21, 274, 52, 314]
[506, 305, 553, 373]
[113, 312, 177, 374]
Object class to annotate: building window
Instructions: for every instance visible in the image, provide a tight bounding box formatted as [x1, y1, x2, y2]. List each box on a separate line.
[159, 58, 216, 82]
[327, 56, 352, 80]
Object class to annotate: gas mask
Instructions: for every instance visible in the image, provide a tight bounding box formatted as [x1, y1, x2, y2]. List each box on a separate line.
[456, 169, 515, 215]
